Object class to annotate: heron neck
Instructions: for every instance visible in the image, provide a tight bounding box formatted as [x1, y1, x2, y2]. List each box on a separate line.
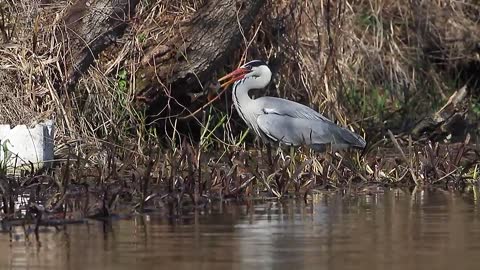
[232, 75, 269, 105]
[232, 81, 253, 127]
[232, 80, 253, 107]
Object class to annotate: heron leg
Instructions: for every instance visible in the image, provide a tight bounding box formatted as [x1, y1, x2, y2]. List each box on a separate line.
[289, 146, 296, 173]
[266, 143, 273, 169]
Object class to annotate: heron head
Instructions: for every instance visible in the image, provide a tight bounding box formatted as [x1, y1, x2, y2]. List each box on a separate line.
[218, 60, 271, 89]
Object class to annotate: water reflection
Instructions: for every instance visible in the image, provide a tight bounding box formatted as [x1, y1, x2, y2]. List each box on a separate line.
[1, 188, 479, 270]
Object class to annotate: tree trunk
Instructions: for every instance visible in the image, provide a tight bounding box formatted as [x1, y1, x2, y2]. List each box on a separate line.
[58, 0, 139, 89]
[134, 0, 266, 118]
[57, 0, 266, 127]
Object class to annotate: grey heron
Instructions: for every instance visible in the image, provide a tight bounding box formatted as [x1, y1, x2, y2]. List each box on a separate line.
[218, 60, 366, 152]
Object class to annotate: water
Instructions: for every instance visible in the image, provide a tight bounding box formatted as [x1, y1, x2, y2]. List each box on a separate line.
[1, 188, 480, 270]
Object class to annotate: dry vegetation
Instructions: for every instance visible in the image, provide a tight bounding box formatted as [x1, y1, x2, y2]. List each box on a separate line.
[0, 0, 479, 221]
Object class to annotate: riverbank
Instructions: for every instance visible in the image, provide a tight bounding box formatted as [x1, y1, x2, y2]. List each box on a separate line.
[0, 0, 479, 220]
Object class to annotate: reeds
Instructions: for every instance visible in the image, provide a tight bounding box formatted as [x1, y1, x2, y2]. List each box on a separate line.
[0, 0, 479, 221]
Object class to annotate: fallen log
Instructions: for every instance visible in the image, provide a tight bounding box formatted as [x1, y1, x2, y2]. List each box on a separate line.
[412, 85, 470, 141]
[57, 0, 266, 127]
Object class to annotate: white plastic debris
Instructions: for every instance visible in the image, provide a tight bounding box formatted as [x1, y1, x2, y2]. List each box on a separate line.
[0, 120, 55, 171]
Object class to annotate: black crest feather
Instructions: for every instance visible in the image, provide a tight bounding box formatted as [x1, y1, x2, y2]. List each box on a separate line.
[242, 60, 267, 69]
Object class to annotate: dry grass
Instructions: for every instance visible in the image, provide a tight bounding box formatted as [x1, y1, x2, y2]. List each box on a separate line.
[271, 0, 479, 134]
[1, 0, 478, 139]
[0, 0, 479, 220]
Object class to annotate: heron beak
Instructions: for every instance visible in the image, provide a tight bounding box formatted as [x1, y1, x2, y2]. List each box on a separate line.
[218, 67, 249, 88]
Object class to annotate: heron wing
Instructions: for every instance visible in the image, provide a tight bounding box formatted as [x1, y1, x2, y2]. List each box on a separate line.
[256, 114, 366, 151]
[256, 97, 332, 122]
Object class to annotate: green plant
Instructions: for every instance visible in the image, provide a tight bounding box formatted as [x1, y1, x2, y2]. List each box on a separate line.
[359, 11, 380, 29]
[471, 99, 480, 117]
[117, 69, 128, 93]
[137, 33, 147, 43]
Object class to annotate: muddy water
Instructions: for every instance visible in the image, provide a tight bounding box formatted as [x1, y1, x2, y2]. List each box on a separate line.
[1, 188, 480, 270]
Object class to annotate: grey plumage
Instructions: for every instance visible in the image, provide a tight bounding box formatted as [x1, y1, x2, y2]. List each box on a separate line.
[252, 97, 365, 151]
[219, 60, 366, 152]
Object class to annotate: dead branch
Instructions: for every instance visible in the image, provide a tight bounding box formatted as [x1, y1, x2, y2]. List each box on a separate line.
[58, 0, 140, 89]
